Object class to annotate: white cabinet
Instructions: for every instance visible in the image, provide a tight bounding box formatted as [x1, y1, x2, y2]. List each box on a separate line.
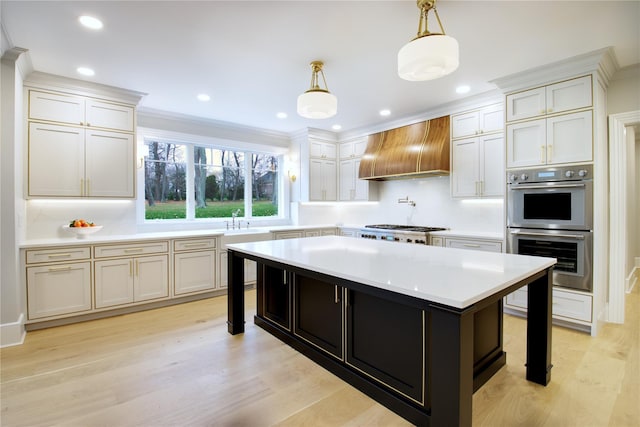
[94, 242, 169, 308]
[339, 139, 367, 159]
[29, 90, 134, 132]
[25, 246, 93, 321]
[95, 255, 168, 308]
[451, 104, 505, 198]
[506, 110, 592, 168]
[444, 237, 502, 253]
[217, 253, 256, 289]
[451, 134, 504, 198]
[506, 75, 592, 122]
[505, 287, 592, 324]
[451, 104, 503, 139]
[273, 231, 303, 240]
[25, 246, 92, 320]
[505, 75, 593, 168]
[174, 238, 217, 295]
[309, 139, 337, 159]
[26, 88, 136, 198]
[309, 159, 337, 201]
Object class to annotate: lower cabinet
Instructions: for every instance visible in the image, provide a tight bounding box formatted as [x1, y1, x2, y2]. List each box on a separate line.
[259, 264, 291, 330]
[174, 237, 217, 295]
[95, 255, 169, 308]
[346, 290, 425, 404]
[293, 274, 344, 359]
[505, 286, 592, 324]
[26, 261, 92, 319]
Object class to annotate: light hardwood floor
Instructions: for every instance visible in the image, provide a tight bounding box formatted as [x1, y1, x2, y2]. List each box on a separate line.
[2, 286, 638, 426]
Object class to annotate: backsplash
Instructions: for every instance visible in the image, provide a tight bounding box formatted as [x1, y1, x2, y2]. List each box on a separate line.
[294, 176, 505, 234]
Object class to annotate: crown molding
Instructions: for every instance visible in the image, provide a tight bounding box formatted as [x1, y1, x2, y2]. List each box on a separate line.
[137, 107, 291, 149]
[491, 47, 619, 94]
[23, 71, 147, 105]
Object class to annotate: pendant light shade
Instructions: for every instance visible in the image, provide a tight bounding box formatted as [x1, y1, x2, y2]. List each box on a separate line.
[398, 0, 459, 81]
[297, 61, 337, 119]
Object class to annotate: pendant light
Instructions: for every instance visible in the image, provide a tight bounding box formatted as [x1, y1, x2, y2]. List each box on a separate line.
[297, 61, 337, 119]
[398, 0, 459, 81]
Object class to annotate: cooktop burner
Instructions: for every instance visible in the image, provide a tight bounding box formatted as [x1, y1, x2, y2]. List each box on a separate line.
[364, 224, 447, 233]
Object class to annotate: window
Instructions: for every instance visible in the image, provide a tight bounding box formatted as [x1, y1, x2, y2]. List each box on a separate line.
[144, 140, 280, 221]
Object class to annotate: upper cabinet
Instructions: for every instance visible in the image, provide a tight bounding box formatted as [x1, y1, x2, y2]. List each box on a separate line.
[339, 137, 377, 201]
[25, 84, 142, 198]
[505, 75, 594, 168]
[309, 139, 337, 160]
[451, 104, 503, 140]
[506, 76, 592, 122]
[450, 104, 505, 198]
[29, 90, 135, 132]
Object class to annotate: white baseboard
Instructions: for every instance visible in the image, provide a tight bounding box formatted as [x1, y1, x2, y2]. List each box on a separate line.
[0, 313, 26, 348]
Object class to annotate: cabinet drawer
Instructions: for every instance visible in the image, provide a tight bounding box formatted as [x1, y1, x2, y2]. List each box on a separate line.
[274, 231, 303, 240]
[445, 238, 502, 253]
[174, 238, 217, 252]
[26, 247, 91, 264]
[94, 241, 168, 258]
[505, 288, 593, 323]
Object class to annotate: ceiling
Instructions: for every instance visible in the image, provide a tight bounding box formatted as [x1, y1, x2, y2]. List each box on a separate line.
[2, 1, 639, 135]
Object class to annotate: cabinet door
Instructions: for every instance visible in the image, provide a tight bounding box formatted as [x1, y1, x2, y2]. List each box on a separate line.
[479, 104, 504, 134]
[95, 258, 135, 308]
[219, 251, 228, 288]
[322, 160, 337, 201]
[309, 159, 337, 201]
[480, 134, 505, 197]
[28, 123, 85, 196]
[451, 138, 480, 197]
[29, 90, 84, 125]
[506, 119, 546, 168]
[451, 111, 480, 139]
[346, 290, 425, 404]
[339, 159, 355, 200]
[506, 87, 546, 122]
[546, 111, 592, 165]
[174, 251, 216, 295]
[135, 255, 169, 302]
[261, 265, 291, 330]
[85, 100, 135, 132]
[85, 130, 134, 197]
[309, 140, 337, 159]
[353, 159, 369, 201]
[294, 274, 343, 359]
[546, 76, 592, 115]
[26, 262, 91, 319]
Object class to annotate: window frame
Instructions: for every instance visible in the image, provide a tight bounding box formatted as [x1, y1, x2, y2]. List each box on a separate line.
[136, 128, 288, 228]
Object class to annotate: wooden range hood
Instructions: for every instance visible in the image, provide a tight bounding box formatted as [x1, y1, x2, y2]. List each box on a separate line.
[358, 115, 450, 180]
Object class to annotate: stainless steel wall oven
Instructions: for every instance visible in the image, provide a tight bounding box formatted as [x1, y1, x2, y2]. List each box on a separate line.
[507, 165, 593, 292]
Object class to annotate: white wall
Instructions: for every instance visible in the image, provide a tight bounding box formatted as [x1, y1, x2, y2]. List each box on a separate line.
[627, 126, 638, 279]
[295, 176, 504, 234]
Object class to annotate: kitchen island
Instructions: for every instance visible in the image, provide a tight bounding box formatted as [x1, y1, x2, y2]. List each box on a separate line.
[226, 236, 555, 426]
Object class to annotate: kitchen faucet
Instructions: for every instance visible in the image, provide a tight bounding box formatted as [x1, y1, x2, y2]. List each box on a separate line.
[231, 209, 241, 229]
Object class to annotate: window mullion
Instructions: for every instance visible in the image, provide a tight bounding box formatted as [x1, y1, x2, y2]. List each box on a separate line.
[244, 153, 252, 219]
[185, 145, 195, 220]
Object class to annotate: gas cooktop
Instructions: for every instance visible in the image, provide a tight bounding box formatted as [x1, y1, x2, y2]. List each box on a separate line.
[364, 224, 447, 233]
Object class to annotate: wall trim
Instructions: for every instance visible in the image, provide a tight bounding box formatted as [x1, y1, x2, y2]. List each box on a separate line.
[0, 313, 26, 348]
[608, 111, 640, 323]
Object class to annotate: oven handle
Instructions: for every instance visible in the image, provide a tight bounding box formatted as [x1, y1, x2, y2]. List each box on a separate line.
[509, 230, 585, 240]
[509, 183, 585, 190]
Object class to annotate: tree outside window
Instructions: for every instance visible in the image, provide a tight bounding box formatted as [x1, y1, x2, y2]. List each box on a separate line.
[144, 140, 280, 221]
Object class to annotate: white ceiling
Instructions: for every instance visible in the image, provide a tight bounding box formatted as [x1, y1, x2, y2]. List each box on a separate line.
[2, 1, 639, 135]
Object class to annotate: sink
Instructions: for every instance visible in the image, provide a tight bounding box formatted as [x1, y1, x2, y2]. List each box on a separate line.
[223, 228, 263, 235]
[222, 229, 272, 246]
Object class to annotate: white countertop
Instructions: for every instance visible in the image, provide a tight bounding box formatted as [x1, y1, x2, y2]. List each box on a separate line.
[227, 236, 554, 309]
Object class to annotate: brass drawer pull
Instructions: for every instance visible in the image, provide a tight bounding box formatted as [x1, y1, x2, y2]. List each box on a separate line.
[124, 248, 144, 253]
[47, 253, 72, 259]
[48, 266, 72, 272]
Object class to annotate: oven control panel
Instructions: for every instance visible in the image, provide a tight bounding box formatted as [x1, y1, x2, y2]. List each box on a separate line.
[507, 165, 592, 184]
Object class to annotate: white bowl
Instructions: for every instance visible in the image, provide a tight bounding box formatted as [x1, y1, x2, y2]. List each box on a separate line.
[63, 224, 103, 239]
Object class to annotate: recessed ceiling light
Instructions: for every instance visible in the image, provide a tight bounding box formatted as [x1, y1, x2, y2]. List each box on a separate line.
[379, 109, 391, 116]
[78, 15, 103, 30]
[197, 94, 211, 102]
[456, 85, 470, 94]
[332, 124, 342, 130]
[276, 112, 288, 119]
[76, 67, 95, 76]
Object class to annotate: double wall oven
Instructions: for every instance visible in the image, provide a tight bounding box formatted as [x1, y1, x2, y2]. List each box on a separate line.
[507, 165, 593, 292]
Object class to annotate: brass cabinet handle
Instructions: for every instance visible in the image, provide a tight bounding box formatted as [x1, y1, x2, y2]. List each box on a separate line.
[129, 260, 133, 277]
[47, 253, 72, 259]
[124, 248, 144, 253]
[540, 146, 546, 163]
[334, 285, 341, 304]
[48, 266, 72, 272]
[183, 242, 208, 248]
